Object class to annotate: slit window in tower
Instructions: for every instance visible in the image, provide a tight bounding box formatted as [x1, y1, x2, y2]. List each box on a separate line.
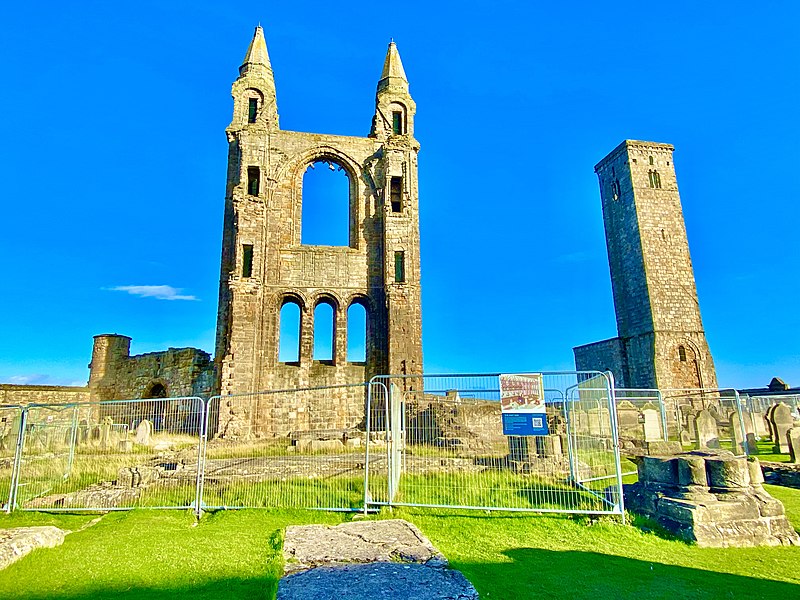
[248, 98, 258, 123]
[392, 111, 403, 135]
[241, 244, 254, 278]
[394, 251, 405, 283]
[648, 170, 655, 188]
[678, 345, 687, 362]
[247, 166, 260, 196]
[390, 177, 402, 212]
[653, 171, 662, 189]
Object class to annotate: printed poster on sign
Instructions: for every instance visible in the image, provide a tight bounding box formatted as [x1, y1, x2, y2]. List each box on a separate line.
[499, 373, 548, 436]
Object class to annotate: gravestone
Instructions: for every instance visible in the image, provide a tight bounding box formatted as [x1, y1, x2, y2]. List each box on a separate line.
[770, 403, 793, 454]
[99, 417, 113, 450]
[77, 419, 90, 445]
[680, 430, 693, 446]
[615, 401, 640, 438]
[788, 427, 800, 464]
[764, 404, 777, 442]
[135, 420, 152, 446]
[642, 408, 662, 442]
[729, 413, 745, 455]
[587, 408, 610, 436]
[694, 410, 719, 449]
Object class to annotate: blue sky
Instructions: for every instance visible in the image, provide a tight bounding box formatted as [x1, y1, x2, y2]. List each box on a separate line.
[0, 1, 798, 389]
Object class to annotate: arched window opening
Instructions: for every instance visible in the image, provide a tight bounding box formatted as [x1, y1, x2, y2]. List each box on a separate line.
[248, 98, 258, 123]
[678, 345, 687, 362]
[347, 302, 367, 363]
[301, 160, 350, 246]
[142, 382, 168, 432]
[279, 301, 301, 363]
[313, 301, 335, 362]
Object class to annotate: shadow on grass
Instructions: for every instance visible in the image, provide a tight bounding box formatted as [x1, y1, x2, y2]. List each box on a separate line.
[452, 548, 800, 600]
[11, 547, 800, 600]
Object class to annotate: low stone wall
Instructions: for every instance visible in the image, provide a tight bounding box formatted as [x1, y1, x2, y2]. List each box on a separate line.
[0, 385, 89, 406]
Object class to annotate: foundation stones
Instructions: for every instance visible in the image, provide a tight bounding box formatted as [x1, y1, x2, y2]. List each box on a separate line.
[624, 451, 800, 547]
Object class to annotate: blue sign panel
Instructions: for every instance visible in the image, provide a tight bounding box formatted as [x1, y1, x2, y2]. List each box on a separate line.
[502, 412, 549, 436]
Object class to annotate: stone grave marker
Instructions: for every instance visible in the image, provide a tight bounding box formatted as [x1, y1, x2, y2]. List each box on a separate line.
[615, 401, 640, 438]
[77, 419, 90, 445]
[642, 408, 662, 442]
[770, 403, 793, 454]
[135, 420, 152, 446]
[788, 427, 800, 464]
[729, 412, 745, 455]
[694, 410, 719, 449]
[764, 404, 777, 442]
[99, 417, 113, 450]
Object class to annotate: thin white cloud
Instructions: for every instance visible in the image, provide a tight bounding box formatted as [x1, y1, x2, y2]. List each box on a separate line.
[108, 285, 198, 301]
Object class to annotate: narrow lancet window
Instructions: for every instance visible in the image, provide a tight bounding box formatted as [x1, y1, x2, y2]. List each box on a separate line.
[653, 171, 662, 189]
[247, 166, 260, 196]
[248, 98, 258, 123]
[394, 251, 405, 283]
[678, 345, 687, 362]
[390, 177, 402, 212]
[392, 111, 403, 134]
[241, 244, 253, 278]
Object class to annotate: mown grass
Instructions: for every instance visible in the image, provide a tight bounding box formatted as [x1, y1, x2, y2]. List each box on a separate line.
[0, 483, 798, 599]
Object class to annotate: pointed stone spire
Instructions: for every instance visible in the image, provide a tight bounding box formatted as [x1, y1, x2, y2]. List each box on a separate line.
[377, 41, 408, 93]
[239, 25, 273, 77]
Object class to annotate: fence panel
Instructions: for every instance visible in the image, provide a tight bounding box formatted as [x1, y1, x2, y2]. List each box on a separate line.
[15, 398, 205, 511]
[0, 405, 23, 512]
[200, 384, 368, 511]
[366, 372, 624, 517]
[657, 388, 748, 456]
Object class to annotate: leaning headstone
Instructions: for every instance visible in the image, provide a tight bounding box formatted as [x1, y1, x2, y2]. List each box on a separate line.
[642, 408, 662, 442]
[788, 427, 800, 464]
[680, 429, 693, 446]
[134, 420, 152, 446]
[770, 403, 793, 454]
[694, 410, 719, 449]
[764, 404, 778, 442]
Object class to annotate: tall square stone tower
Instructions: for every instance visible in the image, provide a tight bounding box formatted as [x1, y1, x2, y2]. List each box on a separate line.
[574, 140, 717, 390]
[214, 27, 424, 399]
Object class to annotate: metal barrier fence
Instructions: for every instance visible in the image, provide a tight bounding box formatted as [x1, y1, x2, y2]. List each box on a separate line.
[0, 405, 23, 512]
[14, 398, 205, 512]
[365, 372, 625, 519]
[201, 384, 367, 511]
[658, 388, 748, 456]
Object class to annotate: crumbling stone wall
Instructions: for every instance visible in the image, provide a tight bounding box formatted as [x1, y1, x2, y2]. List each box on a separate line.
[574, 141, 717, 390]
[88, 334, 213, 401]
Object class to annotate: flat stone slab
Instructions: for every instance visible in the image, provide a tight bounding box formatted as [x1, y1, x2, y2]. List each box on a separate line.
[277, 562, 479, 600]
[0, 526, 67, 570]
[283, 519, 447, 573]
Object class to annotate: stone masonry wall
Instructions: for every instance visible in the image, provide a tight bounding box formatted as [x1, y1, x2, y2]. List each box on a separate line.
[0, 385, 89, 406]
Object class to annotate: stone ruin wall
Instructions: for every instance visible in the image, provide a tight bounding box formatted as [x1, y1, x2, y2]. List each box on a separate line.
[0, 384, 89, 406]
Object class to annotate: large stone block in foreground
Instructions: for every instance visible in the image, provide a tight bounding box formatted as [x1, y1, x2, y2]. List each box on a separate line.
[624, 451, 800, 547]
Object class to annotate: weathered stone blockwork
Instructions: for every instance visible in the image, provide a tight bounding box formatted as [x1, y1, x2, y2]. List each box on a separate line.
[213, 28, 424, 433]
[575, 141, 717, 390]
[0, 385, 89, 406]
[88, 334, 214, 401]
[625, 452, 799, 547]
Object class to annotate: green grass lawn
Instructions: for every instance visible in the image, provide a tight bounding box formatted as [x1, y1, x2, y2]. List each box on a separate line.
[0, 484, 798, 600]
